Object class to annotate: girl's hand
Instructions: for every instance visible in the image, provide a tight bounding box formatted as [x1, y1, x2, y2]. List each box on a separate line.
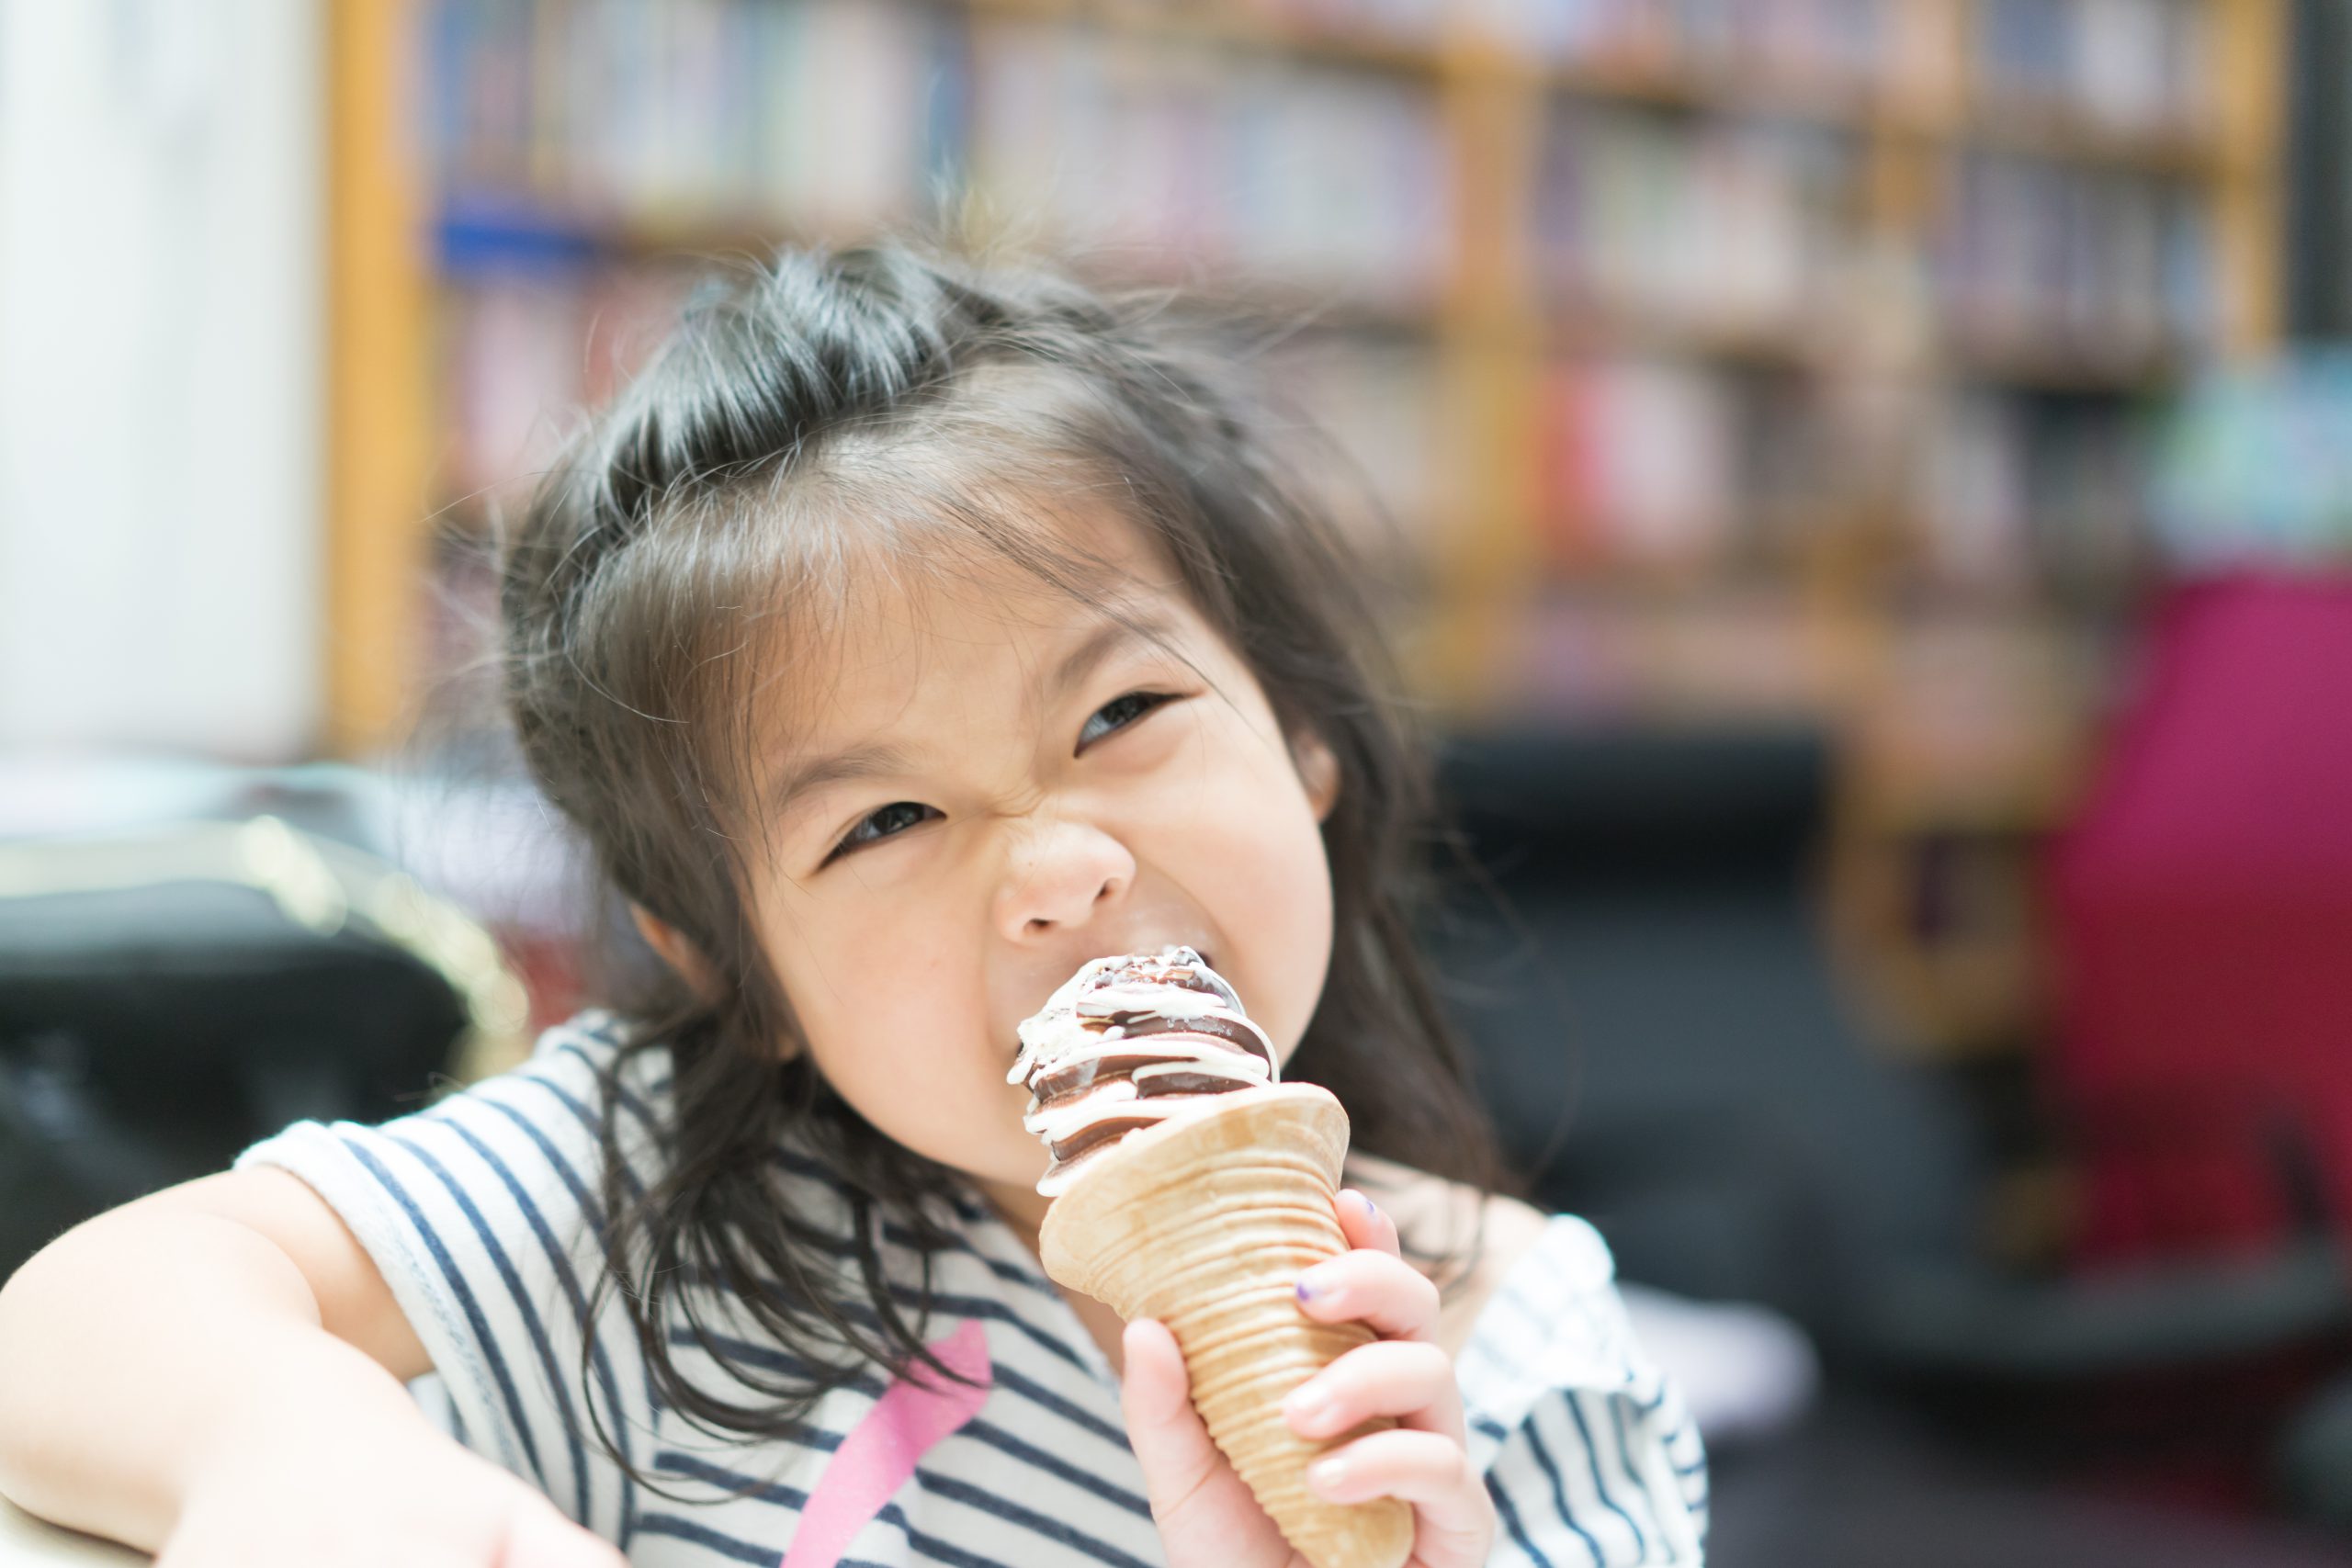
[1121, 1188, 1495, 1568]
[160, 1411, 624, 1568]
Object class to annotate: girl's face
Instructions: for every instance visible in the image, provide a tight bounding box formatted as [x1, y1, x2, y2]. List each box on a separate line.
[743, 505, 1340, 1229]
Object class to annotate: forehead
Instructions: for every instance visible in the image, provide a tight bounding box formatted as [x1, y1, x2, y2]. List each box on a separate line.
[754, 498, 1212, 795]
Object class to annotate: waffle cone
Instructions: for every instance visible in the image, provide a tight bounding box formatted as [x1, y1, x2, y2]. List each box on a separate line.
[1039, 1084, 1414, 1568]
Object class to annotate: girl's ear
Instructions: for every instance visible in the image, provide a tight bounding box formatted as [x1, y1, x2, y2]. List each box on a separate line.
[1293, 728, 1341, 825]
[630, 904, 718, 998]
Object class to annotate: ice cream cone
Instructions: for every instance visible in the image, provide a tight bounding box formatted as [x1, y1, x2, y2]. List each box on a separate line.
[1041, 1082, 1415, 1568]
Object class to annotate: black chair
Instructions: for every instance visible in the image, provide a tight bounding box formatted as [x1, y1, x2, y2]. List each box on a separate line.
[0, 811, 516, 1282]
[1421, 723, 2352, 1566]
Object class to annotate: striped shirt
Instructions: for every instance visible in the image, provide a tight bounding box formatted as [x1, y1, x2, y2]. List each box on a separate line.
[234, 1010, 1709, 1566]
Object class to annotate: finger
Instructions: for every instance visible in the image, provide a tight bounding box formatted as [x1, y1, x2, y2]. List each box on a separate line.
[1283, 1338, 1464, 1443]
[1334, 1188, 1401, 1258]
[499, 1496, 629, 1568]
[1307, 1428, 1493, 1556]
[1295, 1246, 1442, 1341]
[1119, 1319, 1225, 1518]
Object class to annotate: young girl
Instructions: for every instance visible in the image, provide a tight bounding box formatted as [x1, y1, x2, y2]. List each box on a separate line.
[0, 241, 1708, 1566]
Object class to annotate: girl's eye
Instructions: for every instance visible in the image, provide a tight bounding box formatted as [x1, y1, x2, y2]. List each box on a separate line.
[824, 800, 939, 865]
[820, 692, 1177, 867]
[1078, 690, 1178, 750]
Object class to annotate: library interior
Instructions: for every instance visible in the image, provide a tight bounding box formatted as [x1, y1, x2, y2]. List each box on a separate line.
[4, 2, 2352, 1565]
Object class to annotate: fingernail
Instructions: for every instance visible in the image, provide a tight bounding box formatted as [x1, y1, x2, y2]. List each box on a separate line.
[1356, 1190, 1379, 1217]
[1308, 1455, 1350, 1495]
[1295, 1268, 1334, 1303]
[1286, 1382, 1332, 1427]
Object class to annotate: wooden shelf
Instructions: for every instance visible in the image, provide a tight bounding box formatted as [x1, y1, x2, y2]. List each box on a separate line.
[331, 0, 2295, 1064]
[1954, 100, 2222, 179]
[958, 0, 1452, 77]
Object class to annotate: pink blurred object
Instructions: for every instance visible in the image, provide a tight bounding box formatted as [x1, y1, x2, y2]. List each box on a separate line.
[2050, 572, 2352, 1266]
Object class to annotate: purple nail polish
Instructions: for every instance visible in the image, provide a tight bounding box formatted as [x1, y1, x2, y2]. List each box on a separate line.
[1356, 1190, 1378, 1216]
[1295, 1277, 1318, 1303]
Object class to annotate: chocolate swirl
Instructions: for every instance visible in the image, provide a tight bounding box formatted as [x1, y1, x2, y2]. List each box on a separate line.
[1009, 945, 1277, 1197]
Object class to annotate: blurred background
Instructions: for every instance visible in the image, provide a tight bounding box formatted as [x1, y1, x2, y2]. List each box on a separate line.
[5, 1, 2352, 1563]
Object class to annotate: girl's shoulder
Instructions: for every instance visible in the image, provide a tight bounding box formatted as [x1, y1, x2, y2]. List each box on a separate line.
[1340, 1149, 1558, 1357]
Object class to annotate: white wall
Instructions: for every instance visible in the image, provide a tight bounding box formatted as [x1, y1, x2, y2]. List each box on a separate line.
[0, 0, 322, 761]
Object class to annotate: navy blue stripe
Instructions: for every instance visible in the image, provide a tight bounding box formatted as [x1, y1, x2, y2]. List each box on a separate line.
[650, 1338, 1149, 1537]
[1472, 1412, 1510, 1442]
[479, 1095, 610, 1245]
[447, 1391, 469, 1444]
[759, 1163, 1024, 1300]
[651, 1451, 1019, 1568]
[546, 1044, 656, 1190]
[439, 1113, 640, 1549]
[665, 1327, 1133, 1480]
[565, 1013, 631, 1049]
[682, 1253, 1091, 1385]
[1486, 1464, 1566, 1568]
[912, 1226, 1057, 1298]
[496, 1051, 679, 1541]
[1609, 1401, 1665, 1561]
[633, 1512, 772, 1565]
[391, 1132, 591, 1526]
[961, 1416, 1150, 1519]
[520, 1059, 649, 1206]
[345, 1140, 545, 1484]
[907, 1299, 1086, 1377]
[773, 1145, 989, 1226]
[668, 1327, 888, 1400]
[495, 1066, 667, 1441]
[911, 1468, 1154, 1568]
[991, 1362, 1126, 1446]
[1562, 1393, 1645, 1557]
[1517, 1404, 1610, 1568]
[749, 1279, 1091, 1380]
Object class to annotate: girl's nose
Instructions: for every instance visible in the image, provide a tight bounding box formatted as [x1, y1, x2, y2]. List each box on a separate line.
[997, 817, 1135, 942]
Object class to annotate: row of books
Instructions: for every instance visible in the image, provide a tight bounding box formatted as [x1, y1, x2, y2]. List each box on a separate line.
[1536, 107, 1855, 335]
[1466, 0, 1942, 96]
[968, 20, 1452, 308]
[423, 0, 1453, 309]
[1930, 150, 2215, 364]
[1254, 336, 1444, 571]
[1533, 106, 2216, 361]
[1532, 354, 2154, 591]
[424, 0, 963, 239]
[1269, 0, 2212, 140]
[1918, 392, 2153, 595]
[1971, 0, 2211, 136]
[422, 0, 2228, 344]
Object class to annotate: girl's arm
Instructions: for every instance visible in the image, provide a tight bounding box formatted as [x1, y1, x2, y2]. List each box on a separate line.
[0, 1168, 615, 1567]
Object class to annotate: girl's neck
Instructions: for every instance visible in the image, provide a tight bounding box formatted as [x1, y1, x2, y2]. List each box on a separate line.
[969, 1176, 1051, 1258]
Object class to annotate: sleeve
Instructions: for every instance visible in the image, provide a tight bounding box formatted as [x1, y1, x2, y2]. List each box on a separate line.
[1457, 1215, 1711, 1566]
[231, 1012, 665, 1548]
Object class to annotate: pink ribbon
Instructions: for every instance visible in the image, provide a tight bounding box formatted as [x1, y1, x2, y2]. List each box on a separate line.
[778, 1319, 994, 1568]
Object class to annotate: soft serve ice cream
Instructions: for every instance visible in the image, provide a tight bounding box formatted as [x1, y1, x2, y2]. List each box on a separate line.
[1010, 944, 1278, 1197]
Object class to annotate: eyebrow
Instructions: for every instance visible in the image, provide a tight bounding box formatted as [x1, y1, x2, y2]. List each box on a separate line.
[766, 611, 1181, 828]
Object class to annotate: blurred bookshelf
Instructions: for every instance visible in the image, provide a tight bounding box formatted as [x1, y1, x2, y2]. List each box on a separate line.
[326, 0, 2290, 1064]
